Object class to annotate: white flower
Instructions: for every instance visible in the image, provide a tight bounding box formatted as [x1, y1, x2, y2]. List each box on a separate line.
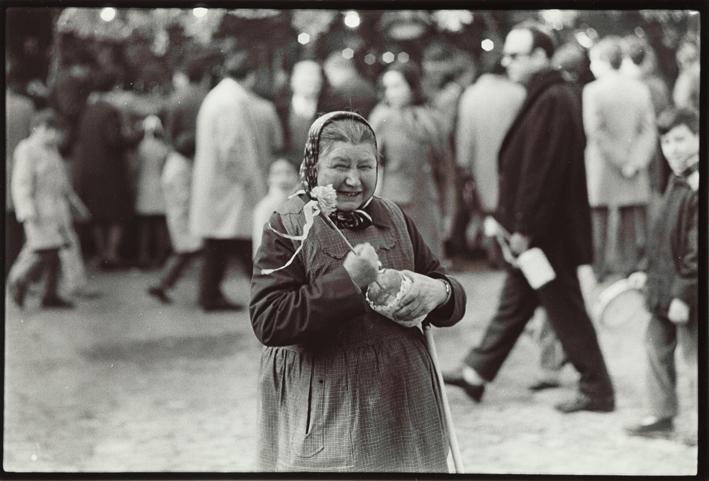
[311, 184, 338, 216]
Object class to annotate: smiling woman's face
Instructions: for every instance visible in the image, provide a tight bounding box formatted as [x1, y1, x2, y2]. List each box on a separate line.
[316, 141, 378, 211]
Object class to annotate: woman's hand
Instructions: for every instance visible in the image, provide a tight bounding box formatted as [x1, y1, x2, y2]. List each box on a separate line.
[391, 270, 448, 323]
[343, 242, 380, 289]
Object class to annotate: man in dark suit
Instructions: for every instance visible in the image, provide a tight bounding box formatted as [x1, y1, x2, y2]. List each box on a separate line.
[444, 22, 615, 413]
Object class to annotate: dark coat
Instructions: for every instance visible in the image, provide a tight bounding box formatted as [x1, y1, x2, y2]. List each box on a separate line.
[164, 83, 208, 147]
[72, 100, 136, 222]
[645, 169, 698, 316]
[496, 69, 592, 267]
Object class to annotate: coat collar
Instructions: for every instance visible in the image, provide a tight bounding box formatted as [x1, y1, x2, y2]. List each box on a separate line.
[499, 68, 566, 155]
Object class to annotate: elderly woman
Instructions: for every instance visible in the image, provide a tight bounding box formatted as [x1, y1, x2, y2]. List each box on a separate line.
[250, 111, 466, 472]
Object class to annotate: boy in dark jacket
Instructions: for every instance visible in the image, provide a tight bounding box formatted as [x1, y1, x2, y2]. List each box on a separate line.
[625, 107, 698, 446]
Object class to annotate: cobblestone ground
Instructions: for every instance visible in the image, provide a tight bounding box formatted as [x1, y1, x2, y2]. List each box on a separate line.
[3, 261, 700, 474]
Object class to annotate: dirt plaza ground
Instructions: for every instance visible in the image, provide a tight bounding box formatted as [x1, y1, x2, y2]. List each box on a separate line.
[3, 261, 700, 474]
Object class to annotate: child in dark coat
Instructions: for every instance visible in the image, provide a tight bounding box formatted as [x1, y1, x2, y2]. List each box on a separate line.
[625, 107, 698, 446]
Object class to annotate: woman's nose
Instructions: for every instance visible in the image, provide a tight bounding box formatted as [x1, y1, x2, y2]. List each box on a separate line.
[344, 169, 361, 186]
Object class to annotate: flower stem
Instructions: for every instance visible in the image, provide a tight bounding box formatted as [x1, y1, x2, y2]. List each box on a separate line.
[321, 213, 383, 289]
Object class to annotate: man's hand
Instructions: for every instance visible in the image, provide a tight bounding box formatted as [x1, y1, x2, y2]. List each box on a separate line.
[509, 232, 530, 255]
[628, 271, 647, 289]
[668, 298, 690, 324]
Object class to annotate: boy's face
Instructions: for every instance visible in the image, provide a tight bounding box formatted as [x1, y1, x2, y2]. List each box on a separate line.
[35, 125, 63, 147]
[660, 124, 699, 175]
[269, 160, 299, 192]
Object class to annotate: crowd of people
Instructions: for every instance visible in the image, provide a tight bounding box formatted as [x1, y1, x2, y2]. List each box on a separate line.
[5, 17, 699, 472]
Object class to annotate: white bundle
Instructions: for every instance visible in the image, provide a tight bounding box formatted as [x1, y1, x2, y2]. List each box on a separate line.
[366, 269, 425, 328]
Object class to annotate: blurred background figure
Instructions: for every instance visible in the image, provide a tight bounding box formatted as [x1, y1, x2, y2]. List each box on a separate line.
[9, 110, 88, 309]
[323, 51, 378, 119]
[134, 114, 170, 270]
[583, 36, 657, 281]
[369, 62, 455, 260]
[5, 60, 36, 277]
[147, 133, 201, 304]
[72, 70, 142, 270]
[621, 35, 672, 223]
[672, 34, 699, 110]
[246, 82, 284, 186]
[275, 59, 336, 167]
[190, 49, 265, 312]
[252, 157, 300, 258]
[164, 54, 210, 149]
[454, 58, 525, 265]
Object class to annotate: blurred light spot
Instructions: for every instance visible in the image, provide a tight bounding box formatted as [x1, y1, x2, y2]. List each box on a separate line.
[192, 7, 208, 18]
[481, 39, 494, 52]
[344, 10, 361, 29]
[397, 52, 410, 63]
[342, 48, 354, 59]
[364, 53, 377, 65]
[634, 27, 645, 37]
[100, 7, 116, 22]
[382, 51, 395, 64]
[297, 33, 311, 45]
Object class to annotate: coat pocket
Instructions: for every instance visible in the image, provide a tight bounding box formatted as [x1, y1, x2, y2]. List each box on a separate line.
[291, 368, 324, 458]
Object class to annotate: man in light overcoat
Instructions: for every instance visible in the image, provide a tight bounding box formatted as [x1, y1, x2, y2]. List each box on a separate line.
[583, 35, 657, 280]
[190, 50, 266, 311]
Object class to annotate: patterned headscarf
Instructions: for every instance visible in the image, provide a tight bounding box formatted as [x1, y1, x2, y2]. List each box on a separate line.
[299, 111, 379, 230]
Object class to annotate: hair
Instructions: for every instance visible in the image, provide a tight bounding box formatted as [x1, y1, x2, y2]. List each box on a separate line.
[622, 36, 646, 66]
[551, 42, 588, 81]
[184, 55, 207, 83]
[174, 132, 196, 158]
[591, 36, 624, 70]
[657, 107, 699, 136]
[384, 62, 426, 106]
[224, 49, 256, 80]
[318, 118, 377, 157]
[30, 109, 62, 132]
[512, 21, 556, 59]
[92, 69, 119, 92]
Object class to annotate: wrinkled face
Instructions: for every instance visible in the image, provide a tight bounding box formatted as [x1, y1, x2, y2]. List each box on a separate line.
[660, 124, 699, 175]
[382, 70, 413, 108]
[502, 29, 541, 84]
[316, 141, 378, 211]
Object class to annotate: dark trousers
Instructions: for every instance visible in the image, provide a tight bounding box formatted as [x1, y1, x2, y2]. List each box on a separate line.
[464, 257, 614, 400]
[13, 247, 61, 300]
[5, 211, 24, 278]
[199, 238, 253, 305]
[592, 205, 647, 279]
[158, 251, 200, 290]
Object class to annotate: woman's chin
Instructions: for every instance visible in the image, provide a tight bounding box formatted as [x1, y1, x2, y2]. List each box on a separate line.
[336, 197, 363, 211]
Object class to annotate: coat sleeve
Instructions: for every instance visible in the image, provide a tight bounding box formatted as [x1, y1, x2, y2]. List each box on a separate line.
[628, 87, 657, 171]
[582, 84, 627, 170]
[455, 89, 476, 172]
[670, 192, 698, 307]
[212, 101, 260, 184]
[250, 213, 367, 346]
[403, 212, 466, 327]
[513, 91, 576, 239]
[11, 142, 37, 222]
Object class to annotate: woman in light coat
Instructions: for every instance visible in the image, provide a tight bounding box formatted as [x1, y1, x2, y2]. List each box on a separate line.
[369, 63, 455, 259]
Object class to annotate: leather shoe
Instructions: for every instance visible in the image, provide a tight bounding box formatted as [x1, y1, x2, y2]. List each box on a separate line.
[528, 379, 561, 392]
[9, 281, 27, 308]
[202, 298, 244, 312]
[442, 367, 485, 402]
[624, 417, 674, 439]
[147, 286, 172, 304]
[555, 393, 614, 413]
[41, 296, 75, 309]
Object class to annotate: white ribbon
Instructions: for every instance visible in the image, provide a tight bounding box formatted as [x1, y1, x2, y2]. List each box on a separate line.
[260, 199, 321, 275]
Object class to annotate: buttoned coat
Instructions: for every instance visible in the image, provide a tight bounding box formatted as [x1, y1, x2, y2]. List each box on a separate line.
[12, 138, 74, 250]
[189, 78, 265, 239]
[496, 69, 592, 267]
[582, 71, 656, 207]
